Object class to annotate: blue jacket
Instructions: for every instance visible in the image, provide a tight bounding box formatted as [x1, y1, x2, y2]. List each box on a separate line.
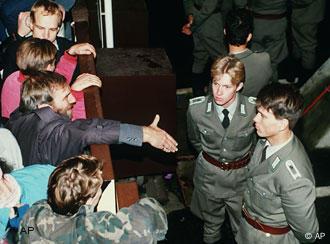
[0, 164, 55, 239]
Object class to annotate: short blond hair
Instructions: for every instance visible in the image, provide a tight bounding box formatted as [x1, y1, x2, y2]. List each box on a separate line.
[30, 0, 63, 27]
[211, 56, 245, 85]
[48, 155, 103, 216]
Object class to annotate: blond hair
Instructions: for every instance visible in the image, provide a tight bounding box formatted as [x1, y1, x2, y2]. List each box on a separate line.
[30, 0, 63, 27]
[211, 56, 245, 85]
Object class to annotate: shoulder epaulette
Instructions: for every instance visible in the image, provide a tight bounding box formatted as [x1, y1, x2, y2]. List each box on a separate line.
[248, 96, 256, 104]
[189, 96, 205, 106]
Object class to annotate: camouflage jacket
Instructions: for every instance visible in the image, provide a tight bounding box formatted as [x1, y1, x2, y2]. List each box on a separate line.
[19, 198, 167, 244]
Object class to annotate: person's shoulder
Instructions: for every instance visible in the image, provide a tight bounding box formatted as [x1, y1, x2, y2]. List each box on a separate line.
[240, 94, 256, 108]
[275, 138, 315, 186]
[189, 95, 208, 107]
[251, 50, 271, 62]
[188, 95, 209, 115]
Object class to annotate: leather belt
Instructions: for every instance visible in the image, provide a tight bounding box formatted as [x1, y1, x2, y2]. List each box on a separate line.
[202, 151, 250, 170]
[253, 11, 287, 20]
[242, 207, 291, 235]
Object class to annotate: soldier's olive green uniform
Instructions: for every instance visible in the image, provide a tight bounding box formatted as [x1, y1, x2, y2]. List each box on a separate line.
[249, 0, 288, 81]
[19, 198, 168, 243]
[183, 0, 247, 74]
[187, 94, 256, 243]
[291, 0, 326, 70]
[232, 49, 272, 97]
[236, 135, 319, 244]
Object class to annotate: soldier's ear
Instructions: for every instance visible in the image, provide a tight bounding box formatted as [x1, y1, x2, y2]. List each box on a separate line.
[247, 33, 252, 43]
[236, 82, 244, 92]
[278, 118, 289, 131]
[224, 28, 227, 35]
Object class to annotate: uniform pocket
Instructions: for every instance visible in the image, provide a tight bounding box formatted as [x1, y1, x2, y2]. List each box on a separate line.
[197, 126, 217, 146]
[234, 126, 255, 150]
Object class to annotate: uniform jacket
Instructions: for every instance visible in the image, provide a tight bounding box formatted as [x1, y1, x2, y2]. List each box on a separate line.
[249, 0, 287, 14]
[237, 135, 319, 243]
[187, 94, 256, 198]
[292, 0, 325, 24]
[233, 49, 272, 97]
[187, 93, 256, 161]
[2, 36, 73, 80]
[0, 164, 55, 239]
[6, 107, 143, 166]
[182, 0, 246, 73]
[1, 52, 84, 120]
[19, 198, 167, 244]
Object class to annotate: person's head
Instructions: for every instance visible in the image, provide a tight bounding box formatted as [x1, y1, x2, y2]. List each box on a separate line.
[225, 8, 253, 46]
[211, 56, 245, 108]
[254, 83, 304, 138]
[47, 155, 103, 216]
[17, 38, 57, 76]
[0, 158, 20, 208]
[30, 0, 63, 43]
[20, 71, 76, 118]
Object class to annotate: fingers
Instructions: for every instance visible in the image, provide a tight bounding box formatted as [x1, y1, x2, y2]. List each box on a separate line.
[157, 130, 178, 153]
[69, 43, 96, 57]
[71, 73, 102, 91]
[161, 132, 178, 153]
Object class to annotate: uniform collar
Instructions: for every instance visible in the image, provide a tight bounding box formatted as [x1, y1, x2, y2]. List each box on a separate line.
[232, 49, 253, 59]
[214, 95, 238, 118]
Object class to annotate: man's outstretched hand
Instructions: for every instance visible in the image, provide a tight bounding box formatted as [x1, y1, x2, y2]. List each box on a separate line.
[143, 115, 178, 153]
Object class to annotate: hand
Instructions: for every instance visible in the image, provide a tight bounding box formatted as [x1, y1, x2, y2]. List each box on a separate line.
[181, 15, 193, 35]
[17, 11, 31, 37]
[71, 73, 102, 91]
[68, 43, 96, 58]
[181, 24, 192, 35]
[143, 115, 178, 153]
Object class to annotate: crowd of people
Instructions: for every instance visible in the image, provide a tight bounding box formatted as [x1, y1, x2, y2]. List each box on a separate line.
[0, 0, 323, 243]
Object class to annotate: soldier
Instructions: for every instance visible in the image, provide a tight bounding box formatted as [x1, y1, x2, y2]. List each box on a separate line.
[236, 83, 319, 243]
[182, 0, 247, 97]
[19, 155, 168, 243]
[291, 0, 326, 85]
[225, 8, 272, 97]
[248, 0, 288, 82]
[187, 56, 256, 243]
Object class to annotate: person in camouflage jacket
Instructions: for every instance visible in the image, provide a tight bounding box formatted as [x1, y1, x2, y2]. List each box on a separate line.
[19, 155, 168, 243]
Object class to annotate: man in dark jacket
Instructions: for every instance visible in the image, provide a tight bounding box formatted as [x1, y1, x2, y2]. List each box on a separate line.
[6, 71, 178, 166]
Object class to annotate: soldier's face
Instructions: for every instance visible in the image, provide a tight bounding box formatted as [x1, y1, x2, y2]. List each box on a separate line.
[51, 85, 76, 118]
[212, 74, 242, 108]
[254, 106, 284, 139]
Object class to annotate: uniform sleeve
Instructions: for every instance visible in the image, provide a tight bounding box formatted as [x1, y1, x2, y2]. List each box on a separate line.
[188, 0, 222, 32]
[280, 178, 319, 243]
[186, 107, 202, 153]
[112, 197, 168, 242]
[182, 0, 195, 15]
